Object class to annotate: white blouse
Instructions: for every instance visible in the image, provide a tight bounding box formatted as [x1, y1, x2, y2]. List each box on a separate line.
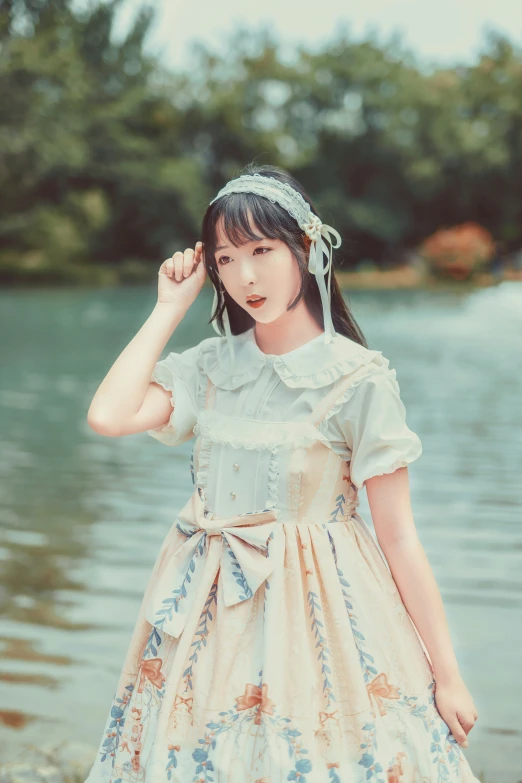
[148, 327, 422, 517]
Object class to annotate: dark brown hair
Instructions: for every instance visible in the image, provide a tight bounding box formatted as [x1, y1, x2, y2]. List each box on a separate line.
[201, 162, 368, 348]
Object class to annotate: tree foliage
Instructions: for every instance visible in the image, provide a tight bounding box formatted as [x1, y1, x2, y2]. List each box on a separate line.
[1, 0, 521, 281]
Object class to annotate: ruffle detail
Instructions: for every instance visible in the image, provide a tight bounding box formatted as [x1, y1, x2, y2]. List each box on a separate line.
[195, 434, 212, 499]
[150, 362, 177, 396]
[199, 334, 266, 391]
[315, 356, 392, 436]
[265, 451, 279, 509]
[352, 447, 423, 490]
[199, 328, 388, 391]
[193, 409, 330, 451]
[272, 347, 385, 390]
[147, 365, 193, 447]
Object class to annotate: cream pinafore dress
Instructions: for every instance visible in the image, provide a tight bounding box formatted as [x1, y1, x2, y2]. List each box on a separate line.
[85, 328, 480, 783]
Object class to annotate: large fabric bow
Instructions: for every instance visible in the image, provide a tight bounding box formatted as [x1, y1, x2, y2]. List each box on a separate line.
[144, 500, 278, 639]
[300, 211, 341, 345]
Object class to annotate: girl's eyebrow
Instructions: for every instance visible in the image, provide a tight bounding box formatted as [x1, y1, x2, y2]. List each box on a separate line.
[216, 237, 269, 252]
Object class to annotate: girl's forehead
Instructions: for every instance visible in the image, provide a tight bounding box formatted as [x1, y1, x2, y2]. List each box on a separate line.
[214, 216, 268, 250]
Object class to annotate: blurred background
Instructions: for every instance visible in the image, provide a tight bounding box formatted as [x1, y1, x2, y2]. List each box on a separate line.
[0, 1, 521, 781]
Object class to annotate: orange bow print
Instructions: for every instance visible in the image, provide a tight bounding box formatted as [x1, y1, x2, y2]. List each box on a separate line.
[173, 694, 194, 711]
[318, 709, 339, 727]
[137, 658, 165, 693]
[236, 683, 275, 725]
[366, 673, 400, 716]
[327, 762, 340, 769]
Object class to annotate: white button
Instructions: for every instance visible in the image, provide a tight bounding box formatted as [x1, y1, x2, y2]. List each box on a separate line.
[233, 463, 239, 471]
[230, 491, 236, 500]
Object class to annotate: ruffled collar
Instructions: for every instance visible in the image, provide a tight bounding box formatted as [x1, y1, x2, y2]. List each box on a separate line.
[199, 327, 384, 390]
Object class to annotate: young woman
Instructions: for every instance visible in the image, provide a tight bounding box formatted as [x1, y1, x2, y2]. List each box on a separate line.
[85, 163, 480, 783]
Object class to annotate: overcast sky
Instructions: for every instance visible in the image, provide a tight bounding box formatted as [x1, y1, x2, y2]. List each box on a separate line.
[108, 0, 521, 72]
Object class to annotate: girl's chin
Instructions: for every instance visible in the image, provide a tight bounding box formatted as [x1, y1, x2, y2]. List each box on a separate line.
[247, 311, 278, 323]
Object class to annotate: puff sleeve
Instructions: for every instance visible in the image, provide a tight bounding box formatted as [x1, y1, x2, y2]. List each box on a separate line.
[147, 342, 204, 447]
[334, 366, 422, 489]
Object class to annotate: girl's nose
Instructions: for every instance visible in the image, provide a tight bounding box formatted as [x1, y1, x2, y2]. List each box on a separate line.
[238, 260, 257, 285]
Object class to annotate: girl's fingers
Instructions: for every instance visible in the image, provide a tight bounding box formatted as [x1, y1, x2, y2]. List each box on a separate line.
[458, 712, 476, 732]
[172, 251, 184, 282]
[446, 714, 468, 746]
[183, 247, 195, 277]
[159, 258, 173, 277]
[160, 245, 204, 280]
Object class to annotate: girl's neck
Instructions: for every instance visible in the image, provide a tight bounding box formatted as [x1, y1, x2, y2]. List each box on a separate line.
[253, 305, 324, 356]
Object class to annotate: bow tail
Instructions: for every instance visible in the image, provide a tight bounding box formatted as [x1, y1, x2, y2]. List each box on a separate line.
[222, 304, 236, 378]
[313, 236, 336, 344]
[220, 522, 278, 607]
[211, 287, 221, 336]
[144, 529, 217, 639]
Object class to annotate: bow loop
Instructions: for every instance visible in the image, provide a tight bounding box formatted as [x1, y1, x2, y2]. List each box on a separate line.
[300, 212, 324, 242]
[144, 499, 278, 639]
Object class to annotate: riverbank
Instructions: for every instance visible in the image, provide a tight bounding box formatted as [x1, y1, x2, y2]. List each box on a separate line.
[0, 741, 96, 783]
[1, 260, 522, 289]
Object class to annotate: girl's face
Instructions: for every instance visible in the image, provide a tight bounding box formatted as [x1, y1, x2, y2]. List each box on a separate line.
[213, 214, 301, 325]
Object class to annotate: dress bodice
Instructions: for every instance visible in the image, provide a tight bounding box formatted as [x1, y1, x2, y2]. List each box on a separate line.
[191, 367, 375, 524]
[148, 326, 423, 523]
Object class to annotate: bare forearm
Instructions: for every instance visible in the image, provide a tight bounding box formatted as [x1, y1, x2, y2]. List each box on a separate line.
[88, 301, 187, 426]
[379, 533, 460, 683]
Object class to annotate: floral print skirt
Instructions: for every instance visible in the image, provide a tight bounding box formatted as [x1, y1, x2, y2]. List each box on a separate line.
[84, 506, 481, 783]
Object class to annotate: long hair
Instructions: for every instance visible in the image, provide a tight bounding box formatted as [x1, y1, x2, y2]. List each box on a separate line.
[201, 162, 368, 348]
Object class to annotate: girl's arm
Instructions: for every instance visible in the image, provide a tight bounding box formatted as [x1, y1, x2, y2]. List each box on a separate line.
[365, 467, 479, 749]
[87, 243, 207, 437]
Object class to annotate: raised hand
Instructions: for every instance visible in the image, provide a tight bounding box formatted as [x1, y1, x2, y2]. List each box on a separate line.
[158, 241, 207, 307]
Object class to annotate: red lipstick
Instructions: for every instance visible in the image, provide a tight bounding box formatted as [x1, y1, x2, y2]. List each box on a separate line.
[246, 296, 267, 308]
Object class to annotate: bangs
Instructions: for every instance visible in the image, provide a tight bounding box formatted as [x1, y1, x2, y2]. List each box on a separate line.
[207, 192, 294, 257]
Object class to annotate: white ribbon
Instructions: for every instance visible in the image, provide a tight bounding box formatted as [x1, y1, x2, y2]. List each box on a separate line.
[300, 212, 341, 344]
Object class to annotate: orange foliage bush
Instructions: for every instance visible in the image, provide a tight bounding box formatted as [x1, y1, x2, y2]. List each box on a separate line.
[419, 222, 496, 280]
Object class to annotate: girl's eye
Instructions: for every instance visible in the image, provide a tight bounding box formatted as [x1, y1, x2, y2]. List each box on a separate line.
[217, 247, 271, 266]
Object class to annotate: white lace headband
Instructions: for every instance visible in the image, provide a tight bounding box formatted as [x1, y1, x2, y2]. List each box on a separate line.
[208, 173, 341, 377]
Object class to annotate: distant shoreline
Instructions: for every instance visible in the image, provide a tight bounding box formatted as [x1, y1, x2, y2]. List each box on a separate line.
[1, 263, 521, 290]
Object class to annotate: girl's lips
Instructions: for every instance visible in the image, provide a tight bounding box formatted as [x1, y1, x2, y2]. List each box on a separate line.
[247, 297, 266, 308]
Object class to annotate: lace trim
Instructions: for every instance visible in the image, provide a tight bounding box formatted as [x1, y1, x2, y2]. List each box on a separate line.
[201, 332, 387, 391]
[352, 451, 422, 490]
[271, 349, 385, 390]
[195, 434, 212, 498]
[265, 451, 279, 510]
[211, 173, 313, 226]
[147, 366, 182, 446]
[193, 409, 330, 451]
[314, 361, 397, 436]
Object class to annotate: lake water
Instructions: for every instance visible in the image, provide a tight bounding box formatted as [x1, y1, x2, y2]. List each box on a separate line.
[0, 282, 521, 781]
